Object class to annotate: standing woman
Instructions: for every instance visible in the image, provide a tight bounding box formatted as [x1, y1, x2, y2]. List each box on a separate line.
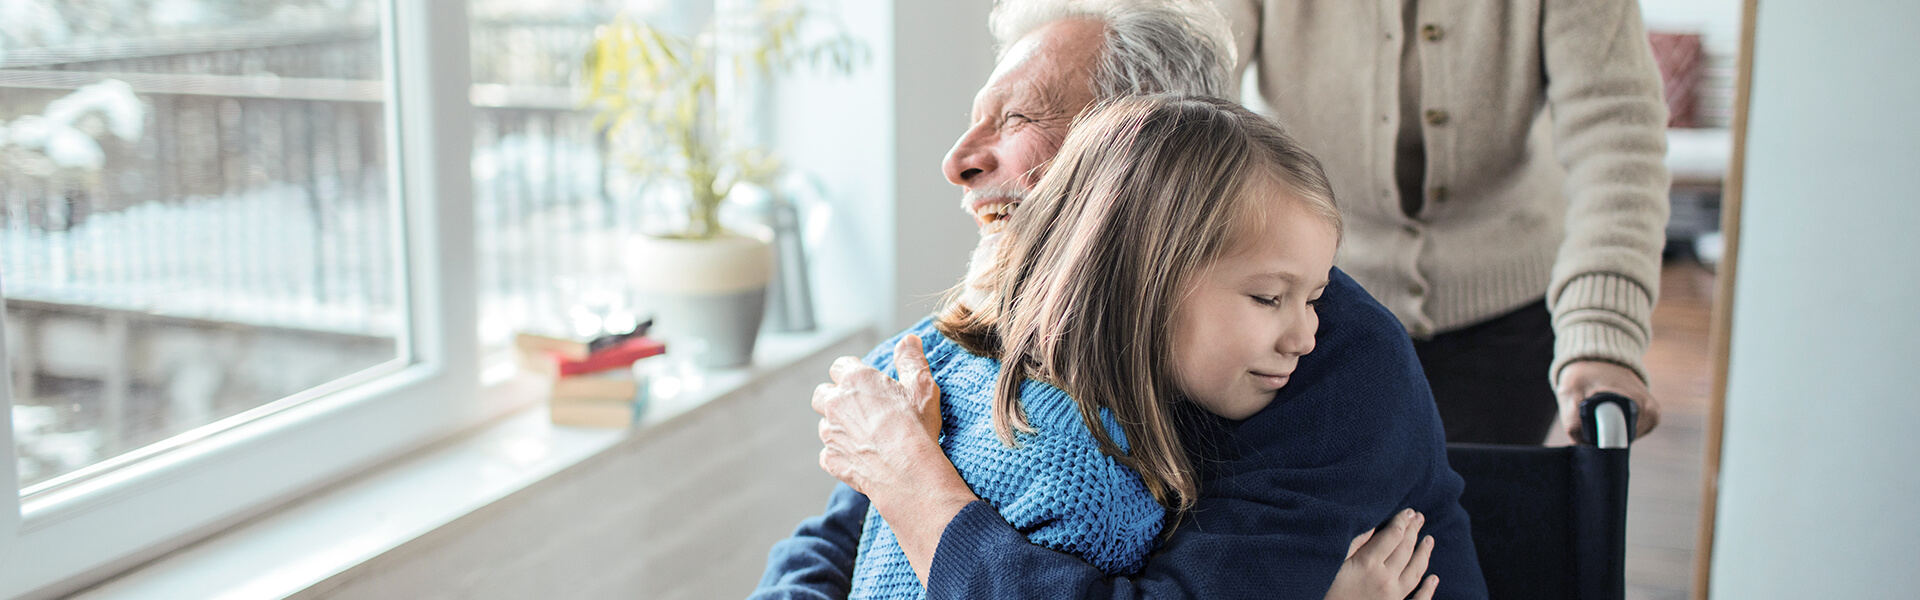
[1216, 0, 1671, 444]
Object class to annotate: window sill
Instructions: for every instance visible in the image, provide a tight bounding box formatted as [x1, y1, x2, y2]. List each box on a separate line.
[68, 323, 873, 600]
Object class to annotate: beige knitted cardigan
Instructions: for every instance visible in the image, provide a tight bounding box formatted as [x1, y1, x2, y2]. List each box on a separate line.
[1218, 0, 1671, 385]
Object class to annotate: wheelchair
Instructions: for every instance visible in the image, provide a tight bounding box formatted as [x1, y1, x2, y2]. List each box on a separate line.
[1448, 393, 1640, 600]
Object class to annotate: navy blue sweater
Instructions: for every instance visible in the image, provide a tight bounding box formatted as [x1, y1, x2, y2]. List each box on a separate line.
[751, 267, 1488, 599]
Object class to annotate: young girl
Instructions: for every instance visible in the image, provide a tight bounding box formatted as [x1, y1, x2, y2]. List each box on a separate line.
[847, 95, 1436, 600]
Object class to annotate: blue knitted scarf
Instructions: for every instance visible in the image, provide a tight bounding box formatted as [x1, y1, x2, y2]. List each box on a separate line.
[847, 318, 1166, 600]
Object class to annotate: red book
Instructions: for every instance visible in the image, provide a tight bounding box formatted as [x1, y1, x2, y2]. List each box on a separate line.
[557, 337, 667, 376]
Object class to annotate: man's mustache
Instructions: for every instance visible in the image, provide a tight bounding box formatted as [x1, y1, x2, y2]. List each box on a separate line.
[962, 186, 1030, 210]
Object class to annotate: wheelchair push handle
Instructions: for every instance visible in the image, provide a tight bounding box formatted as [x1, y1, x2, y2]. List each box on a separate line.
[1580, 392, 1639, 449]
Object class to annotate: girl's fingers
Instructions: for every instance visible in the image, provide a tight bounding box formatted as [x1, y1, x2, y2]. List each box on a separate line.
[1402, 535, 1434, 589]
[1385, 511, 1425, 568]
[1410, 574, 1439, 600]
[1346, 529, 1374, 560]
[1357, 509, 1414, 564]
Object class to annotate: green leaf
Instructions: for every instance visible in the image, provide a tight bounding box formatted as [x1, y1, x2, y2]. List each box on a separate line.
[580, 3, 866, 236]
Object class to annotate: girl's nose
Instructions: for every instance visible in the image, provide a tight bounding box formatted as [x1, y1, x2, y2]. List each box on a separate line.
[1276, 310, 1318, 357]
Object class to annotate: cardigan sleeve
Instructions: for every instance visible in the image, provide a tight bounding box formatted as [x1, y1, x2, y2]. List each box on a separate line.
[1540, 0, 1672, 385]
[748, 483, 871, 600]
[922, 269, 1488, 600]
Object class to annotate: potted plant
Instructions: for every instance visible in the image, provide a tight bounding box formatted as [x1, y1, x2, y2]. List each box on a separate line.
[582, 0, 860, 367]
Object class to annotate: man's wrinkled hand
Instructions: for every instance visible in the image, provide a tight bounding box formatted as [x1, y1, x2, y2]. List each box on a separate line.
[812, 335, 944, 494]
[814, 335, 975, 584]
[1555, 360, 1660, 442]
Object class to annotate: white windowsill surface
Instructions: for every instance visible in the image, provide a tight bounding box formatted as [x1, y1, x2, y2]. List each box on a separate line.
[68, 323, 870, 600]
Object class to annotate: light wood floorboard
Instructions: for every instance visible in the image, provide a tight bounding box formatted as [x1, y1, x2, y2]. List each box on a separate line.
[1625, 259, 1715, 600]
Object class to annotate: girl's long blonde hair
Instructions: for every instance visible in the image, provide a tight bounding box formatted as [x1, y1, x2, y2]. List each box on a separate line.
[937, 94, 1340, 514]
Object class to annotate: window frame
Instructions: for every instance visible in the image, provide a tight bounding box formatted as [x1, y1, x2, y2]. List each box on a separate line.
[0, 1, 494, 596]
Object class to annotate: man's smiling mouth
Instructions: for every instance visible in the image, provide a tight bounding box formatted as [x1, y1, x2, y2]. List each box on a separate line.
[963, 186, 1029, 235]
[971, 200, 1022, 234]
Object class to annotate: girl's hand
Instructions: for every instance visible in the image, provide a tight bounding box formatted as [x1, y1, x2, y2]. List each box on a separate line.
[1324, 509, 1439, 600]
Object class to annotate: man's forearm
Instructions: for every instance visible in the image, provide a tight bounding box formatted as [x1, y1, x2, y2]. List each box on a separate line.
[923, 496, 1352, 600]
[922, 489, 1485, 600]
[866, 438, 979, 584]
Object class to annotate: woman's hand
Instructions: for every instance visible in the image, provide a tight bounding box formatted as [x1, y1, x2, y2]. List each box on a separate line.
[812, 335, 978, 584]
[1324, 509, 1438, 600]
[1556, 360, 1661, 442]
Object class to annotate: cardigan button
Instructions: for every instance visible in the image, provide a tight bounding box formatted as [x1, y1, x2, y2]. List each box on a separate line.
[1403, 224, 1420, 236]
[1421, 24, 1444, 42]
[1410, 323, 1432, 337]
[1430, 186, 1450, 203]
[1408, 284, 1425, 296]
[1424, 109, 1450, 126]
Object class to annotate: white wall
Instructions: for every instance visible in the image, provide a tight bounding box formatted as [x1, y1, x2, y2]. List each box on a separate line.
[1710, 1, 1920, 598]
[771, 0, 896, 331]
[774, 0, 995, 332]
[884, 0, 997, 331]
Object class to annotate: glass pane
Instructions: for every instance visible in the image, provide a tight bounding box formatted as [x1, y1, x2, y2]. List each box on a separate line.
[3, 0, 403, 492]
[470, 1, 648, 351]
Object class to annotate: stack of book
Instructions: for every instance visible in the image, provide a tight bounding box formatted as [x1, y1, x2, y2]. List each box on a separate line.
[515, 331, 667, 428]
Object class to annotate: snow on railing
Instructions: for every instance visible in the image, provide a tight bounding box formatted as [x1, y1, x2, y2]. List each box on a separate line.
[3, 25, 636, 340]
[2, 179, 399, 335]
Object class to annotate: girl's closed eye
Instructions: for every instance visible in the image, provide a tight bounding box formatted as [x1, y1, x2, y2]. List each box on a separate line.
[1252, 292, 1326, 308]
[1305, 285, 1329, 307]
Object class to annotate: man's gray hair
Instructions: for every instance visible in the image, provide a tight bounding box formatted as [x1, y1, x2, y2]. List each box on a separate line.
[989, 0, 1236, 101]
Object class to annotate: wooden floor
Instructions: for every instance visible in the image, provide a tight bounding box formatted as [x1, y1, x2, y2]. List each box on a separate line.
[1624, 259, 1717, 600]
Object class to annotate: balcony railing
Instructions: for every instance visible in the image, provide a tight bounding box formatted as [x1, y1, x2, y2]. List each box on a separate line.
[2, 22, 643, 338]
[3, 20, 653, 488]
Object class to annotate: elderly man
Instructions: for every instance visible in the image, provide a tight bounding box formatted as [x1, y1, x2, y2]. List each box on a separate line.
[752, 2, 1487, 598]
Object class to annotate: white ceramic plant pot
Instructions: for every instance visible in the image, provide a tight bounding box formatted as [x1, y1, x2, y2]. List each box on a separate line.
[626, 233, 773, 368]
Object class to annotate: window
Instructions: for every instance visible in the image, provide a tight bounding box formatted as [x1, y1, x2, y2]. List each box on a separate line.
[469, 0, 642, 354]
[0, 1, 484, 596]
[3, 0, 402, 496]
[0, 0, 878, 593]
[466, 2, 726, 356]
